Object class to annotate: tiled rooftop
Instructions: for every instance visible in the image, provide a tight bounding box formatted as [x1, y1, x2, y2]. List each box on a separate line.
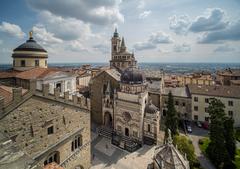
[0, 85, 28, 105]
[188, 84, 240, 98]
[163, 87, 190, 97]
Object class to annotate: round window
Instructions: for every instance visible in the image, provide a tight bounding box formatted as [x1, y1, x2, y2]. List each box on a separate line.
[123, 112, 131, 122]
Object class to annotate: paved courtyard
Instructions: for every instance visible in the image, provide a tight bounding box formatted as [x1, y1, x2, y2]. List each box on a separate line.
[90, 132, 155, 169]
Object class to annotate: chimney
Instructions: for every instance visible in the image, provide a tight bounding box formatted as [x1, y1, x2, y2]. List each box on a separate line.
[0, 97, 4, 114]
[54, 88, 60, 99]
[72, 94, 78, 105]
[12, 87, 22, 103]
[42, 84, 49, 96]
[64, 91, 69, 100]
[29, 80, 36, 93]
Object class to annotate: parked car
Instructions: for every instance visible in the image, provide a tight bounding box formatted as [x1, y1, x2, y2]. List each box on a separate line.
[187, 125, 192, 133]
[203, 121, 209, 130]
[196, 121, 202, 128]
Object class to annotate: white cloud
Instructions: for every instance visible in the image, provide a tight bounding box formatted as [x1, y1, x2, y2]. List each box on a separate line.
[214, 44, 235, 52]
[67, 40, 89, 52]
[134, 31, 173, 51]
[173, 43, 191, 52]
[38, 11, 93, 41]
[133, 41, 156, 51]
[198, 20, 240, 43]
[0, 22, 25, 38]
[149, 31, 173, 44]
[27, 0, 124, 25]
[139, 10, 151, 19]
[169, 15, 191, 35]
[190, 8, 229, 32]
[93, 44, 109, 54]
[137, 0, 145, 9]
[32, 25, 63, 45]
[158, 48, 170, 53]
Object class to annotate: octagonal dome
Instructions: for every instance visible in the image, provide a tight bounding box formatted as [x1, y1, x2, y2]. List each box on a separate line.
[121, 67, 145, 84]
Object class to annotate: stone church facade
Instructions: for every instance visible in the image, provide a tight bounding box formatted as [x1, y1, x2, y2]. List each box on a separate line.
[90, 30, 160, 151]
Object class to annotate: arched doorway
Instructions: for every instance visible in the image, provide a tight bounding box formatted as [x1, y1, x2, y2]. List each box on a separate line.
[44, 151, 60, 166]
[104, 112, 112, 128]
[163, 109, 166, 116]
[75, 165, 84, 169]
[125, 128, 129, 137]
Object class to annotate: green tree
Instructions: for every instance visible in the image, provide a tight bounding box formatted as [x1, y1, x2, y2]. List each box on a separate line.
[224, 117, 236, 160]
[173, 135, 198, 168]
[206, 99, 235, 169]
[165, 92, 178, 136]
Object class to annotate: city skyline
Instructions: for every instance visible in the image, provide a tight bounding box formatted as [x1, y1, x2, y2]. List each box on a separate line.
[0, 0, 240, 64]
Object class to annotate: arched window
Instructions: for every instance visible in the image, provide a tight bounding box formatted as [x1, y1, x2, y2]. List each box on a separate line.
[71, 135, 82, 152]
[67, 81, 71, 90]
[44, 151, 60, 166]
[103, 84, 107, 94]
[148, 124, 151, 132]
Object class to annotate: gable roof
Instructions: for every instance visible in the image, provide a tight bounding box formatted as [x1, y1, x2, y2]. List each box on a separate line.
[15, 68, 75, 80]
[92, 68, 121, 82]
[188, 84, 240, 99]
[0, 70, 19, 79]
[15, 68, 58, 80]
[0, 85, 28, 106]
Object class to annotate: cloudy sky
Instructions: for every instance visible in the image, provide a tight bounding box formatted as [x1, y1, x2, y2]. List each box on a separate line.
[0, 0, 240, 64]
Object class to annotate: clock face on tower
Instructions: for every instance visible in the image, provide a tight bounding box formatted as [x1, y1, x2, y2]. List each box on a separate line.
[123, 112, 131, 122]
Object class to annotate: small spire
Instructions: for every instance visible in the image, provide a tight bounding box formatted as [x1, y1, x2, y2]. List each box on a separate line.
[121, 37, 125, 47]
[120, 37, 126, 52]
[167, 129, 173, 144]
[29, 30, 33, 39]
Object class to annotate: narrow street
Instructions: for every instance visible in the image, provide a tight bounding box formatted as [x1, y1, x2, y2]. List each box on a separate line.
[188, 126, 216, 169]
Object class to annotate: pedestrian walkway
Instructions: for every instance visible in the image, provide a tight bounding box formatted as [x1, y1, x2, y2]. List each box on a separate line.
[91, 132, 155, 169]
[190, 134, 215, 169]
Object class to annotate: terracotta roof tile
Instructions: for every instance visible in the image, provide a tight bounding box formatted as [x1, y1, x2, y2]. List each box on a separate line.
[43, 162, 64, 169]
[15, 68, 60, 80]
[0, 85, 28, 105]
[0, 87, 12, 105]
[0, 70, 19, 78]
[188, 84, 240, 98]
[217, 69, 240, 77]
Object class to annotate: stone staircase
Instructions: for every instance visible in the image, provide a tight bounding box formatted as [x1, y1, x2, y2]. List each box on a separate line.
[97, 126, 113, 139]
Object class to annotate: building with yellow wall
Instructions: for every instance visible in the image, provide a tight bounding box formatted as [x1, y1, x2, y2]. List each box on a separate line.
[188, 84, 240, 127]
[12, 31, 48, 71]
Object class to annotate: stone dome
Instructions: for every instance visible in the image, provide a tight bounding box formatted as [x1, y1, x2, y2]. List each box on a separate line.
[145, 102, 158, 114]
[121, 67, 145, 84]
[154, 130, 190, 169]
[13, 37, 47, 53]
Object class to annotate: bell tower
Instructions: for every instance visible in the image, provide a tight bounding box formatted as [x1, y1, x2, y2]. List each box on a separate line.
[110, 29, 137, 71]
[111, 28, 121, 55]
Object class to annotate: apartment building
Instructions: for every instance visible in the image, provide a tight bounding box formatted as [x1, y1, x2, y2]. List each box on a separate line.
[188, 84, 240, 127]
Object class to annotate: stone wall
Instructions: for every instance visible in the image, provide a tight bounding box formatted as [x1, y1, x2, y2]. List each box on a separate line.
[0, 86, 91, 169]
[148, 92, 160, 108]
[90, 71, 119, 124]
